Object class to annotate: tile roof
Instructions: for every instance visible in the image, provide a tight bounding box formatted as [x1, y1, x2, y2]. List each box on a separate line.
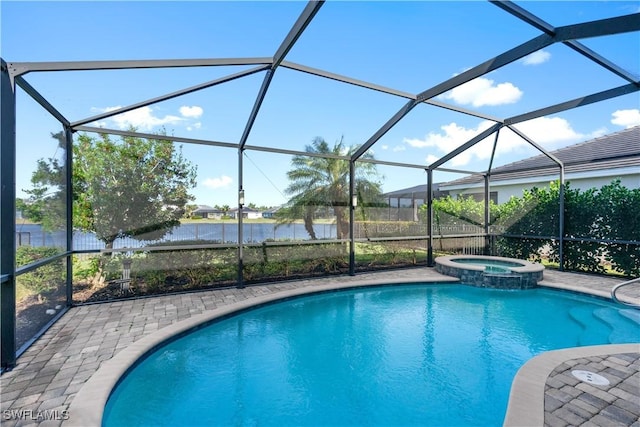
[441, 126, 640, 187]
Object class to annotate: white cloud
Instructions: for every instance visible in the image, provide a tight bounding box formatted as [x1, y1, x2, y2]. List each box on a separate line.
[441, 77, 523, 107]
[520, 50, 551, 66]
[512, 116, 586, 144]
[180, 106, 203, 118]
[186, 122, 202, 132]
[426, 154, 439, 164]
[93, 106, 183, 131]
[611, 109, 640, 128]
[590, 127, 609, 139]
[404, 121, 496, 149]
[405, 116, 593, 167]
[202, 175, 233, 189]
[381, 145, 389, 150]
[392, 145, 406, 152]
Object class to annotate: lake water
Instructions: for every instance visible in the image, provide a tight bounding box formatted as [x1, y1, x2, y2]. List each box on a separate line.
[15, 222, 337, 251]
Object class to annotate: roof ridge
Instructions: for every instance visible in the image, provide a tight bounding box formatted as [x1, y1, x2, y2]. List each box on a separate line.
[491, 126, 640, 172]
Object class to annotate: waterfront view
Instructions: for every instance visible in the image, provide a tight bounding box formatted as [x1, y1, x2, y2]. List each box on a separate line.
[15, 221, 339, 250]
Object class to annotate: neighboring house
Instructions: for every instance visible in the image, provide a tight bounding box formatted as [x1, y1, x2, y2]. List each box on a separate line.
[228, 207, 263, 219]
[439, 126, 640, 204]
[380, 184, 448, 221]
[192, 205, 224, 219]
[262, 207, 281, 219]
[383, 183, 449, 208]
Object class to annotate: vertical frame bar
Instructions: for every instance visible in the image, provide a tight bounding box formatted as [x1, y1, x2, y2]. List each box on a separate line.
[559, 166, 565, 271]
[237, 149, 244, 288]
[484, 174, 490, 255]
[1, 60, 17, 369]
[65, 127, 74, 305]
[349, 161, 355, 276]
[427, 168, 434, 267]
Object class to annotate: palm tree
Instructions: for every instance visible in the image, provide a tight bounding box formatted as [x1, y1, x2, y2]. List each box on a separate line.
[277, 137, 383, 239]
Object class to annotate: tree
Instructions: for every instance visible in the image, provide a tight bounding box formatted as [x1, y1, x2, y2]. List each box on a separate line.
[277, 137, 383, 239]
[22, 130, 197, 249]
[184, 204, 199, 218]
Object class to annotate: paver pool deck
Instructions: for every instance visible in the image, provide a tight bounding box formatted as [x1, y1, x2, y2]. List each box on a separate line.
[1, 268, 638, 426]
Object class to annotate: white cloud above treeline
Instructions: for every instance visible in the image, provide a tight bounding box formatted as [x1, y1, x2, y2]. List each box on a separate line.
[202, 175, 233, 189]
[440, 77, 523, 107]
[611, 109, 640, 128]
[91, 105, 204, 131]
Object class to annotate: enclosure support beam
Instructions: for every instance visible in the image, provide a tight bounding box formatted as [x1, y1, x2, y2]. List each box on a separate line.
[280, 61, 502, 123]
[65, 127, 74, 305]
[429, 123, 502, 170]
[273, 1, 324, 69]
[485, 130, 500, 255]
[491, 1, 639, 84]
[349, 162, 356, 276]
[237, 149, 245, 288]
[15, 76, 70, 126]
[72, 65, 270, 128]
[559, 166, 565, 271]
[507, 126, 566, 271]
[506, 83, 639, 126]
[427, 168, 434, 267]
[507, 126, 563, 173]
[484, 175, 491, 256]
[238, 1, 323, 151]
[236, 1, 324, 285]
[352, 99, 418, 161]
[415, 14, 639, 105]
[8, 57, 274, 77]
[1, 60, 17, 369]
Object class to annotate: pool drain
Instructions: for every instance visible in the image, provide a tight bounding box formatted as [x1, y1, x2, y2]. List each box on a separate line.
[571, 370, 610, 386]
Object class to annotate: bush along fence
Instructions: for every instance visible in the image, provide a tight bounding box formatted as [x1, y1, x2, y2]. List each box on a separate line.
[494, 180, 639, 277]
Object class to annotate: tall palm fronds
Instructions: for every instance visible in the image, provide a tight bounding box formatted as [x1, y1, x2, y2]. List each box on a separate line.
[277, 137, 383, 239]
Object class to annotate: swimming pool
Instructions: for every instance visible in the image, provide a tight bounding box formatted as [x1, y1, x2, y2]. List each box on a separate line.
[103, 284, 639, 426]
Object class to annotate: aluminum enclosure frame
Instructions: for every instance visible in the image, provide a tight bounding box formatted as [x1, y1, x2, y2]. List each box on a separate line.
[2, 0, 639, 368]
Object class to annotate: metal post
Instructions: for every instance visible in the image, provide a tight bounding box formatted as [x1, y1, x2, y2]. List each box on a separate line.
[1, 60, 17, 369]
[349, 161, 356, 276]
[559, 165, 565, 271]
[484, 174, 490, 255]
[237, 149, 244, 288]
[65, 126, 73, 305]
[427, 168, 434, 267]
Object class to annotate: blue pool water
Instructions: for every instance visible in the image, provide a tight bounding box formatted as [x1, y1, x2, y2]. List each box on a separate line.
[454, 258, 522, 268]
[103, 285, 639, 427]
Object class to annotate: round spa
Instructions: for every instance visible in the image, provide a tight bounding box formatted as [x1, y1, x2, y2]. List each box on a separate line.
[435, 255, 544, 289]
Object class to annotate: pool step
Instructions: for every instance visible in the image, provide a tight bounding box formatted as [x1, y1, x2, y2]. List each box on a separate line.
[593, 308, 640, 343]
[569, 306, 612, 346]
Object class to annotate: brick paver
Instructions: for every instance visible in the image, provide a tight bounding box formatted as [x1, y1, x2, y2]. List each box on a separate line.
[1, 268, 638, 426]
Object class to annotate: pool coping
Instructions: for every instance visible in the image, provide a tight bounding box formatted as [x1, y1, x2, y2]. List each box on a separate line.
[435, 254, 545, 274]
[503, 343, 640, 426]
[63, 274, 637, 427]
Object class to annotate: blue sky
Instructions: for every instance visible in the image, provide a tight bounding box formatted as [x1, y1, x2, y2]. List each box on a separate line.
[2, 1, 639, 207]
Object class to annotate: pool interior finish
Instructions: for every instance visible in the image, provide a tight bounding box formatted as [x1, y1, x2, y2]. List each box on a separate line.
[453, 258, 524, 274]
[453, 258, 524, 268]
[103, 284, 640, 427]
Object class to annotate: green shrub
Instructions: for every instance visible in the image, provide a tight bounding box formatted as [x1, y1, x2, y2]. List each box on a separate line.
[134, 240, 235, 289]
[16, 246, 65, 294]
